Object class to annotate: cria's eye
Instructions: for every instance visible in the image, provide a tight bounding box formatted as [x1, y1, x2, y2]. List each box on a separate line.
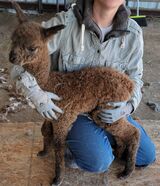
[27, 47, 37, 52]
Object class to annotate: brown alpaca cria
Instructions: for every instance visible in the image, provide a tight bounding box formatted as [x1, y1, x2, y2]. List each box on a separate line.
[10, 1, 140, 185]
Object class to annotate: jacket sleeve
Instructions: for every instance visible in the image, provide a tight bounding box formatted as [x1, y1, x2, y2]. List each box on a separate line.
[126, 29, 144, 112]
[41, 11, 66, 55]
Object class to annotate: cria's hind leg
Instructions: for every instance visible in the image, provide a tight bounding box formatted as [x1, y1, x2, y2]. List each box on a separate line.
[118, 129, 140, 179]
[114, 139, 126, 159]
[37, 120, 53, 157]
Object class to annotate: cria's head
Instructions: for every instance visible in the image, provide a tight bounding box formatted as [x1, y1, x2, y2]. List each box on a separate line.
[9, 0, 65, 67]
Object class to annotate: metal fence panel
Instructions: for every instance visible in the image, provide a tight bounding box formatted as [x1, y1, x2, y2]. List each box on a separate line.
[128, 0, 160, 10]
[0, 0, 160, 13]
[0, 0, 69, 13]
[0, 0, 67, 5]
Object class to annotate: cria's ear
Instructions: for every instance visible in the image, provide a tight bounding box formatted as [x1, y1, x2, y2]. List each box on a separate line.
[43, 25, 65, 39]
[10, 0, 28, 23]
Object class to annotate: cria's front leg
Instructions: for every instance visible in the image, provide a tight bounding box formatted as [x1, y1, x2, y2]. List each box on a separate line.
[51, 114, 78, 185]
[52, 141, 65, 186]
[37, 120, 54, 157]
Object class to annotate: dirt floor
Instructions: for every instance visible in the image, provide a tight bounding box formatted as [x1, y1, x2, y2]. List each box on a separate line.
[0, 11, 160, 186]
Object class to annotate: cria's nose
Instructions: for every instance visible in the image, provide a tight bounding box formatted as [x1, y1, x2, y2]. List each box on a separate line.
[9, 50, 17, 63]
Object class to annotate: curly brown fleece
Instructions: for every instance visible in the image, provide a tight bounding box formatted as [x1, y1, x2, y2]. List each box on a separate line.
[9, 1, 140, 185]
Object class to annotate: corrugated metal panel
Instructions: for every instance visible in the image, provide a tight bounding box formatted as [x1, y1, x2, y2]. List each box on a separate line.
[0, 0, 68, 13]
[0, 0, 67, 4]
[0, 0, 160, 13]
[128, 1, 160, 10]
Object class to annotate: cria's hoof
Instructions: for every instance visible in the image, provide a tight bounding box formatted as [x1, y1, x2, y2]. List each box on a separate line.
[117, 171, 132, 179]
[51, 177, 63, 186]
[37, 150, 48, 157]
[117, 169, 132, 179]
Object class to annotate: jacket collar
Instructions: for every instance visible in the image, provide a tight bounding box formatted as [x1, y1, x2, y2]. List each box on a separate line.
[73, 0, 131, 41]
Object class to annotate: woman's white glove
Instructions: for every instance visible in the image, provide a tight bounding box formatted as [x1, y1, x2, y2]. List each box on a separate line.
[98, 101, 133, 124]
[10, 65, 63, 120]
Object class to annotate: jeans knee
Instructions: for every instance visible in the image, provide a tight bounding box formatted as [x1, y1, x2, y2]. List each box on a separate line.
[144, 144, 156, 165]
[77, 153, 114, 173]
[127, 116, 156, 166]
[93, 156, 114, 173]
[136, 142, 156, 166]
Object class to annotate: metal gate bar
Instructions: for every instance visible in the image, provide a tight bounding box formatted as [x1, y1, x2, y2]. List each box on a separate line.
[0, 1, 160, 16]
[38, 0, 43, 13]
[0, 0, 67, 13]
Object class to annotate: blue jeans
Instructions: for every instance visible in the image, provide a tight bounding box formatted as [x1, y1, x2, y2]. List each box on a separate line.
[66, 115, 156, 173]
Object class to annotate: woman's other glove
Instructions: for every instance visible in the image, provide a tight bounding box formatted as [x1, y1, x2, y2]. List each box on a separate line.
[10, 65, 63, 120]
[98, 101, 133, 124]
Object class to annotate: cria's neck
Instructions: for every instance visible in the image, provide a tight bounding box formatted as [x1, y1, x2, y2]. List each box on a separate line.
[24, 57, 50, 88]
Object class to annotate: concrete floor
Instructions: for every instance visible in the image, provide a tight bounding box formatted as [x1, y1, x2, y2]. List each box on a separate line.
[0, 120, 160, 186]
